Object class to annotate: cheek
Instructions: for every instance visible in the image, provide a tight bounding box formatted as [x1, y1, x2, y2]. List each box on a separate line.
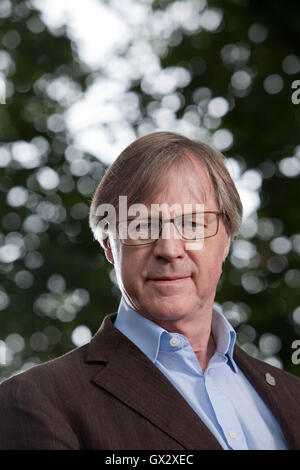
[119, 251, 144, 289]
[193, 247, 224, 282]
[121, 263, 135, 284]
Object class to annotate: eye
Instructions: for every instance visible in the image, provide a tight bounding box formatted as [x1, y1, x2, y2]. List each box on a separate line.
[137, 221, 151, 230]
[182, 218, 205, 229]
[186, 220, 204, 227]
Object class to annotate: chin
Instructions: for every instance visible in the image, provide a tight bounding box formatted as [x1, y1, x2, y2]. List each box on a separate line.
[143, 299, 191, 323]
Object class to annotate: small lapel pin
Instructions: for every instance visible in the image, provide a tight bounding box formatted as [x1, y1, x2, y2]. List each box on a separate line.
[265, 372, 276, 386]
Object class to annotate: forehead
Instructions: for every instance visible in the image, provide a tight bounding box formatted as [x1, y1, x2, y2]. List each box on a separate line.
[142, 156, 215, 212]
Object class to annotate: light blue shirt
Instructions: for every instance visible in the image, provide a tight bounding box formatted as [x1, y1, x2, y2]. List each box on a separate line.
[115, 297, 288, 450]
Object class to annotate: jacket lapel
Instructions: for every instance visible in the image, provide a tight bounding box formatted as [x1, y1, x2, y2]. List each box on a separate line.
[85, 314, 222, 450]
[234, 345, 300, 450]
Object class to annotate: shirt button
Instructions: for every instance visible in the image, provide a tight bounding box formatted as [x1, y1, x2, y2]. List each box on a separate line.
[169, 336, 180, 347]
[229, 430, 237, 439]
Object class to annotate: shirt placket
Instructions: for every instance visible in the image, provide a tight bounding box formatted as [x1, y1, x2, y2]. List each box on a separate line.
[204, 364, 249, 450]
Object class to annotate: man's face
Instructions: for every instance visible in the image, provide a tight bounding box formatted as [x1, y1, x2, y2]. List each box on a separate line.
[103, 158, 231, 326]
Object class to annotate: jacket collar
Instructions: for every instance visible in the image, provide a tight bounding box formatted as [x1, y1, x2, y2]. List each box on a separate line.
[233, 345, 300, 450]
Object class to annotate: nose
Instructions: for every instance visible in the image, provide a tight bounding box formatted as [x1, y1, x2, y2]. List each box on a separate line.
[152, 220, 185, 260]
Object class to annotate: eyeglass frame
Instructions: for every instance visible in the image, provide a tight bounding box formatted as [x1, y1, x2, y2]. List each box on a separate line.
[115, 211, 226, 246]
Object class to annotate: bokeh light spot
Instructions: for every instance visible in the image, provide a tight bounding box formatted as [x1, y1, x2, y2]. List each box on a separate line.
[71, 325, 92, 347]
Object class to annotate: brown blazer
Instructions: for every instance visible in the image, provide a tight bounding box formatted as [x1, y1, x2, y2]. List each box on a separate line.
[0, 313, 300, 450]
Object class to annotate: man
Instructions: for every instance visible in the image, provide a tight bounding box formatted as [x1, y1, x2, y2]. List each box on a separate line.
[0, 131, 299, 450]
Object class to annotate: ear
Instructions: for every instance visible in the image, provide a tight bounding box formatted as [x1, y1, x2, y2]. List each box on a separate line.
[103, 237, 114, 265]
[222, 232, 231, 262]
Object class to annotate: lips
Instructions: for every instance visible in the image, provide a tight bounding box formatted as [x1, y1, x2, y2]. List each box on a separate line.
[148, 276, 190, 281]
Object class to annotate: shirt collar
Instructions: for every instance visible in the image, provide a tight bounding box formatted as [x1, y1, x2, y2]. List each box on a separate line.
[115, 297, 238, 372]
[211, 304, 238, 372]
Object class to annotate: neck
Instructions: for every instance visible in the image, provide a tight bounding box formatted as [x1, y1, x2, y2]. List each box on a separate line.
[153, 303, 216, 373]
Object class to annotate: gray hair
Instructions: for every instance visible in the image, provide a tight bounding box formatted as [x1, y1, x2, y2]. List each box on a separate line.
[89, 131, 243, 247]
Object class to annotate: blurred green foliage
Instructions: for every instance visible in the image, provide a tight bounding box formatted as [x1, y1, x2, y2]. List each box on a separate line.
[0, 0, 300, 380]
[0, 0, 118, 379]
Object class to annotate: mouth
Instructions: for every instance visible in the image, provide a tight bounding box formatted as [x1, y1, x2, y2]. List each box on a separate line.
[148, 276, 190, 284]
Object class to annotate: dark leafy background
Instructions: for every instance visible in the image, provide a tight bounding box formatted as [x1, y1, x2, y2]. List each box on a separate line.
[0, 0, 299, 381]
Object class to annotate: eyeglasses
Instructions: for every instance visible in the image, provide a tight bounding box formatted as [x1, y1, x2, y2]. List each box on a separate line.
[116, 211, 225, 246]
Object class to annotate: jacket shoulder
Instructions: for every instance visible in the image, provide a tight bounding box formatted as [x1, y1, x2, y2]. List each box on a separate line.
[1, 342, 88, 388]
[0, 345, 92, 450]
